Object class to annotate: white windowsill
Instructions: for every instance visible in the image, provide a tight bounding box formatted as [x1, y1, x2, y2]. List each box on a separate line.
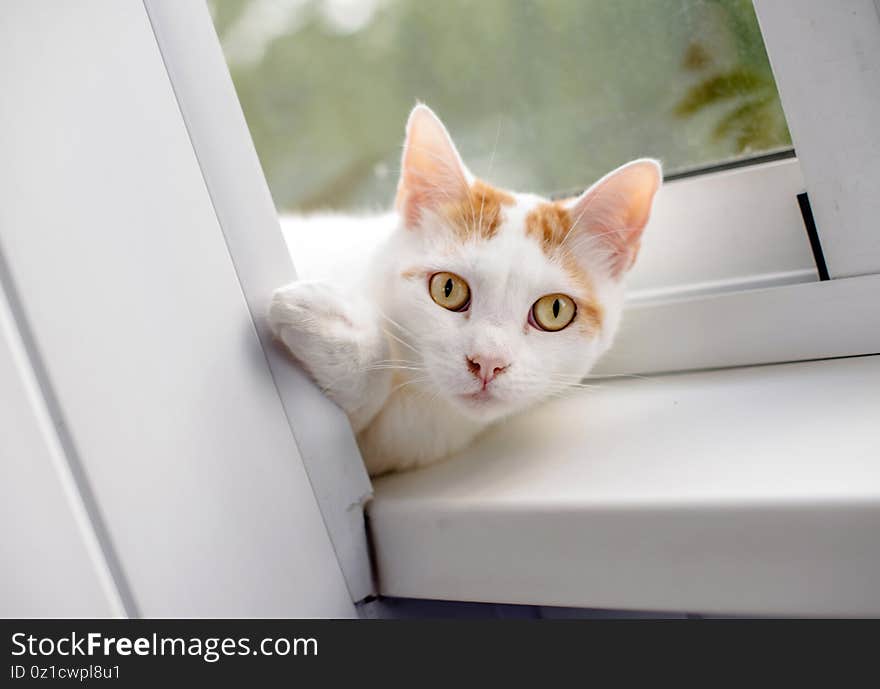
[367, 355, 880, 616]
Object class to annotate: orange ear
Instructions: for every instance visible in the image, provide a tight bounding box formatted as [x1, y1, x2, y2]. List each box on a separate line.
[566, 159, 662, 276]
[395, 105, 470, 228]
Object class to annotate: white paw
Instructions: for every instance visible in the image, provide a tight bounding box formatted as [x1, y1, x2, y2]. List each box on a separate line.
[268, 281, 391, 429]
[268, 281, 357, 334]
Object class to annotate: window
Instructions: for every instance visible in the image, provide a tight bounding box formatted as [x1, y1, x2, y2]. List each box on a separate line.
[144, 0, 880, 608]
[197, 0, 880, 377]
[208, 0, 791, 212]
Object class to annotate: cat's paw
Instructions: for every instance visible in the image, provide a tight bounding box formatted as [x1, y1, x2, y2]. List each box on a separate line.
[269, 281, 361, 340]
[268, 281, 391, 429]
[268, 281, 379, 371]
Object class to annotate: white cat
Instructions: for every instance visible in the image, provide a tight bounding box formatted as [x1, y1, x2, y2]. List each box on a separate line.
[268, 105, 661, 476]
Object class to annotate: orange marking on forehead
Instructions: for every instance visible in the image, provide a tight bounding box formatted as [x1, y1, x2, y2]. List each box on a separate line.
[524, 200, 572, 253]
[438, 179, 514, 241]
[527, 201, 604, 334]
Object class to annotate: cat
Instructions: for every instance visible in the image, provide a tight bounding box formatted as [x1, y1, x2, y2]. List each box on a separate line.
[268, 104, 661, 477]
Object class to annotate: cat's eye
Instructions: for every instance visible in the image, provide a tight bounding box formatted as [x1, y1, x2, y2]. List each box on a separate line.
[429, 272, 470, 311]
[531, 294, 576, 332]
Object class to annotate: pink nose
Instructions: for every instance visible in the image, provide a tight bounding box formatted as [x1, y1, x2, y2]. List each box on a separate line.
[467, 354, 510, 386]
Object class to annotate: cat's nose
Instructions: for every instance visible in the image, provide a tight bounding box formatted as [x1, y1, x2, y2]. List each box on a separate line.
[466, 354, 510, 386]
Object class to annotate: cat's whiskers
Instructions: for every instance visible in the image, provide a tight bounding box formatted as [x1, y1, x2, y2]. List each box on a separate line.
[545, 374, 604, 390]
[583, 372, 655, 382]
[557, 201, 592, 250]
[371, 358, 423, 367]
[388, 376, 431, 396]
[557, 229, 629, 262]
[363, 365, 427, 373]
[557, 245, 618, 275]
[381, 327, 422, 358]
[476, 118, 503, 240]
[557, 228, 631, 269]
[318, 360, 426, 396]
[542, 381, 603, 400]
[377, 309, 420, 344]
[557, 382, 603, 391]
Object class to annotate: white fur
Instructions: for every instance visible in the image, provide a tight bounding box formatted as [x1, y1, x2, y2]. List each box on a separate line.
[271, 200, 627, 475]
[268, 106, 659, 476]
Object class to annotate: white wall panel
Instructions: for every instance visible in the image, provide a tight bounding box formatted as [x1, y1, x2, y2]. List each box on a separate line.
[0, 1, 354, 617]
[143, 0, 373, 602]
[0, 278, 118, 618]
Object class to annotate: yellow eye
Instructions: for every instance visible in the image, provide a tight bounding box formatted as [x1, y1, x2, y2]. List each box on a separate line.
[531, 293, 576, 332]
[429, 272, 470, 311]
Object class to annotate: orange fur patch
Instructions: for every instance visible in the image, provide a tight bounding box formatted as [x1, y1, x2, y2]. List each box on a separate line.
[524, 201, 573, 253]
[438, 179, 514, 241]
[565, 261, 604, 334]
[526, 201, 604, 334]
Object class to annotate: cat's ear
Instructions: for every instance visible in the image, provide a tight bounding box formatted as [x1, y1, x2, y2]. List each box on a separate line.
[396, 104, 471, 228]
[565, 159, 662, 277]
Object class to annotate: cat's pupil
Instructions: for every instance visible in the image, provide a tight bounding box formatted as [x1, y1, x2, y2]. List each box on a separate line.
[553, 298, 560, 318]
[444, 278, 453, 298]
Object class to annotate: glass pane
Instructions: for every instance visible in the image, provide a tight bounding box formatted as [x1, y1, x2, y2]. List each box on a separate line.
[208, 0, 791, 213]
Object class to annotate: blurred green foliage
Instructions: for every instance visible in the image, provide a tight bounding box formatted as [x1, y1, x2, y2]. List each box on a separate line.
[674, 0, 789, 151]
[208, 0, 791, 213]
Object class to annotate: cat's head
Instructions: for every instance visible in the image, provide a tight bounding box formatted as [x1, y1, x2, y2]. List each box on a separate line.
[384, 104, 661, 422]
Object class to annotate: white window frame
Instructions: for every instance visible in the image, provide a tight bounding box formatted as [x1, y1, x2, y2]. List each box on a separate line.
[142, 0, 374, 602]
[201, 0, 878, 378]
[625, 155, 815, 304]
[596, 0, 880, 375]
[755, 0, 880, 280]
[140, 0, 880, 611]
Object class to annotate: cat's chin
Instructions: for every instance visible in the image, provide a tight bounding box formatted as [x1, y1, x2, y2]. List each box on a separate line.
[454, 389, 515, 422]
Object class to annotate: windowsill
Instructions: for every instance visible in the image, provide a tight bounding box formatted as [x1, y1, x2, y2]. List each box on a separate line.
[367, 355, 880, 616]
